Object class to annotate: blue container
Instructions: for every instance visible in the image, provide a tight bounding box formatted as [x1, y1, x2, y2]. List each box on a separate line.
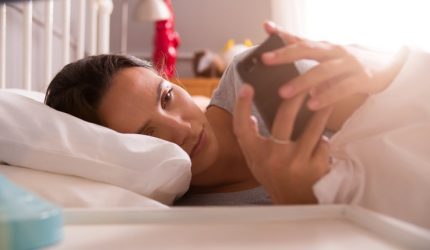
[0, 175, 63, 250]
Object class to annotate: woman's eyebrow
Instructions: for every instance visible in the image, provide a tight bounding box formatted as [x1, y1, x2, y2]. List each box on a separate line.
[136, 79, 164, 134]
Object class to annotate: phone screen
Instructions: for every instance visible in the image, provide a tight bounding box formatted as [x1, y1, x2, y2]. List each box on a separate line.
[237, 34, 312, 140]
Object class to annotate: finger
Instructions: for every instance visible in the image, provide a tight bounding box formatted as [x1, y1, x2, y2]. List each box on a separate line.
[312, 138, 331, 177]
[306, 75, 363, 110]
[308, 75, 344, 98]
[296, 106, 333, 157]
[271, 93, 306, 141]
[279, 58, 357, 98]
[262, 41, 349, 66]
[233, 84, 262, 151]
[250, 115, 260, 134]
[263, 21, 302, 44]
[263, 20, 279, 35]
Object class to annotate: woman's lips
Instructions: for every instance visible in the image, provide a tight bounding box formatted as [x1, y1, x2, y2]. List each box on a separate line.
[190, 128, 206, 158]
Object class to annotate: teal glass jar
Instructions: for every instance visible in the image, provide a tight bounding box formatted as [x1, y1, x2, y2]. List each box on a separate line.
[0, 175, 63, 250]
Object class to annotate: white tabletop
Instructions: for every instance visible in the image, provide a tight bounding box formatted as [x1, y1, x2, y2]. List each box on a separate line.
[49, 205, 430, 250]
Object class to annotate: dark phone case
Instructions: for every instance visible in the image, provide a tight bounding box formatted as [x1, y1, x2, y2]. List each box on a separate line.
[237, 34, 312, 140]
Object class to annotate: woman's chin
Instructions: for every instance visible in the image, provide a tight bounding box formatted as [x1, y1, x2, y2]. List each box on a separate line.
[190, 138, 218, 177]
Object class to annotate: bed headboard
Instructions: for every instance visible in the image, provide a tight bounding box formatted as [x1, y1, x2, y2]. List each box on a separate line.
[0, 0, 113, 92]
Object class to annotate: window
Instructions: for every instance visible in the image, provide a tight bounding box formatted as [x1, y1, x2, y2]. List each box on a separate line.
[273, 0, 430, 51]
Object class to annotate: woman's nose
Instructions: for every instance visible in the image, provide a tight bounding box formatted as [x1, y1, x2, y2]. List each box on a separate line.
[162, 115, 192, 146]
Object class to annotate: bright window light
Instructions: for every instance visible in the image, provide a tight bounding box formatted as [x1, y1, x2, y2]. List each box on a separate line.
[301, 0, 430, 51]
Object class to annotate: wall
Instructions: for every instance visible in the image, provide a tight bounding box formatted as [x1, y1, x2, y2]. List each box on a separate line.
[110, 0, 273, 77]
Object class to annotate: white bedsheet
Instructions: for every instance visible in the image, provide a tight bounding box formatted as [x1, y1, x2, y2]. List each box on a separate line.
[314, 48, 430, 229]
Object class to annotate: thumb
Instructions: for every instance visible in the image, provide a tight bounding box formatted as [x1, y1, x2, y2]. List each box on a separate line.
[233, 84, 260, 149]
[312, 137, 331, 177]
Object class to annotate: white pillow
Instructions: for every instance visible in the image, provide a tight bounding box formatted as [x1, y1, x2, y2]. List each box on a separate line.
[0, 90, 191, 205]
[1, 88, 45, 102]
[0, 164, 167, 208]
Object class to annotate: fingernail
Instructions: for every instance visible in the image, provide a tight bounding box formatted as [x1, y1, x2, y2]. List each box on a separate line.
[266, 20, 278, 30]
[309, 88, 317, 97]
[239, 85, 249, 98]
[266, 20, 276, 28]
[308, 99, 319, 110]
[250, 115, 258, 124]
[280, 85, 294, 98]
[262, 52, 275, 63]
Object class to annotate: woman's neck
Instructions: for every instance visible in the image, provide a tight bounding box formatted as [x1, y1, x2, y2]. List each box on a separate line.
[188, 106, 259, 194]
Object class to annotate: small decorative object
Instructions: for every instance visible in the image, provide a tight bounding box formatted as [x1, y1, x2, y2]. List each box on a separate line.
[192, 39, 253, 78]
[222, 38, 253, 67]
[192, 50, 225, 78]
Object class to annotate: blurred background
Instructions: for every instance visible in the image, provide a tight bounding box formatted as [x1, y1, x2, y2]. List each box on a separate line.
[2, 0, 430, 89]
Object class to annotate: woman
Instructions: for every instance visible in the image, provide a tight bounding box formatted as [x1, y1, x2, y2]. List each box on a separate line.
[45, 21, 409, 206]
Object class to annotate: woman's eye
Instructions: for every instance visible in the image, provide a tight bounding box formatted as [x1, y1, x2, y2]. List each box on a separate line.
[161, 88, 173, 109]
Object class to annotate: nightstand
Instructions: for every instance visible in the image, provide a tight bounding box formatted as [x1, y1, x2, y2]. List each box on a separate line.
[51, 206, 430, 249]
[170, 77, 220, 97]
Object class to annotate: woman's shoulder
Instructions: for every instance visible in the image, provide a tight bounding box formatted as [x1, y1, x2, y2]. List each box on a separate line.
[208, 49, 254, 113]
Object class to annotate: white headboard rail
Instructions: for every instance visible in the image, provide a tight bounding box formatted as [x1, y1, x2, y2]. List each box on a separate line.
[0, 3, 6, 89]
[44, 0, 53, 88]
[23, 1, 32, 90]
[77, 0, 86, 59]
[97, 0, 113, 55]
[62, 0, 71, 66]
[0, 0, 113, 91]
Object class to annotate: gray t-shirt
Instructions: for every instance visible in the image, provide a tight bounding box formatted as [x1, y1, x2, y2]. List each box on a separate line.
[209, 50, 271, 136]
[175, 49, 315, 206]
[175, 186, 272, 206]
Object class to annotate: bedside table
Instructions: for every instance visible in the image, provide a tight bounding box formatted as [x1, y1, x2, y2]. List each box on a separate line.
[170, 77, 220, 97]
[50, 205, 430, 249]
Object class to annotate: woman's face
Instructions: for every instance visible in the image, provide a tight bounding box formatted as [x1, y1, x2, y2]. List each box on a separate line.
[98, 67, 219, 177]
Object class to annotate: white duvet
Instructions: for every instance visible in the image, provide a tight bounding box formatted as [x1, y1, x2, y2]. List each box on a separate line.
[314, 48, 430, 229]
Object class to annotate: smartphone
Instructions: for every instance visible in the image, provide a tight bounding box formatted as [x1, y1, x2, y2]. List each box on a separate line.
[237, 34, 312, 140]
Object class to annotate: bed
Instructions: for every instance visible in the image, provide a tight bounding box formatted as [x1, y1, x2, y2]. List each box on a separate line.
[1, 1, 430, 249]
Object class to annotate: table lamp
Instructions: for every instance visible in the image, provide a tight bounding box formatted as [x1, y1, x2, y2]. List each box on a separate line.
[135, 0, 180, 79]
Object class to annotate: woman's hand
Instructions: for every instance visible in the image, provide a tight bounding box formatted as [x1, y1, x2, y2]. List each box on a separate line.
[261, 21, 408, 110]
[233, 84, 332, 204]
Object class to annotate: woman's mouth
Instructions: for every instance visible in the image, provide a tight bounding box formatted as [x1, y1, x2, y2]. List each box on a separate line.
[190, 127, 206, 159]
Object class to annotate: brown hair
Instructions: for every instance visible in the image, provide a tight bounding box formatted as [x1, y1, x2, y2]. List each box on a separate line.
[45, 54, 152, 125]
